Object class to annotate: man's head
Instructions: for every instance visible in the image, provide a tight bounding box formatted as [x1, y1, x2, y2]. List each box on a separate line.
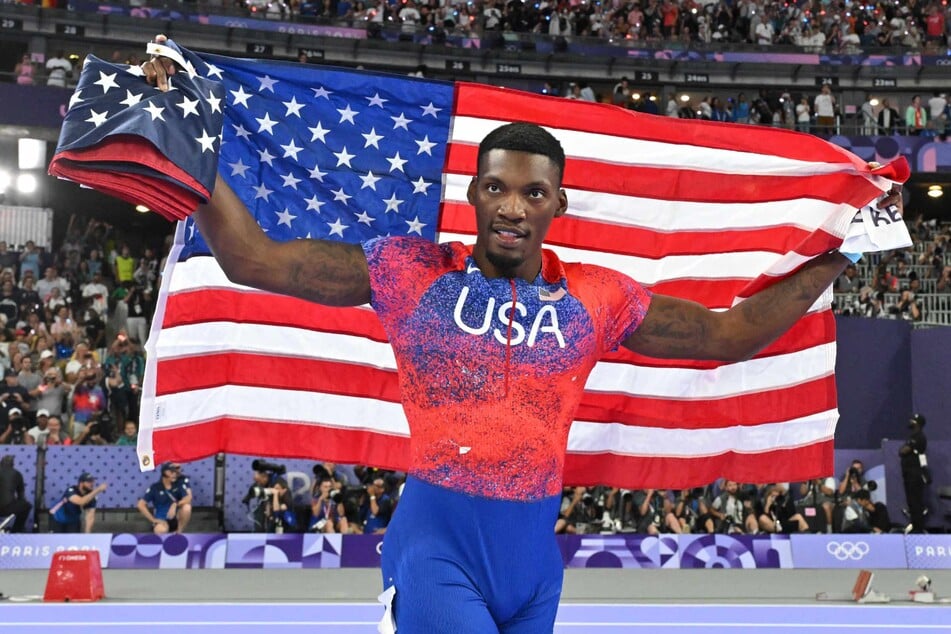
[853, 489, 873, 509]
[909, 413, 926, 430]
[78, 472, 96, 492]
[4, 367, 18, 383]
[47, 416, 62, 436]
[369, 477, 386, 495]
[161, 462, 181, 481]
[123, 421, 137, 437]
[36, 409, 50, 429]
[468, 123, 568, 280]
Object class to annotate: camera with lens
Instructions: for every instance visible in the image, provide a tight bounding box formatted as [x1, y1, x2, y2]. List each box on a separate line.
[253, 459, 286, 475]
[581, 493, 595, 507]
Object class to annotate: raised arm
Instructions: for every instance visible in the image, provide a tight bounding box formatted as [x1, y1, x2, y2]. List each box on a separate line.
[196, 176, 370, 306]
[142, 40, 370, 307]
[624, 250, 848, 362]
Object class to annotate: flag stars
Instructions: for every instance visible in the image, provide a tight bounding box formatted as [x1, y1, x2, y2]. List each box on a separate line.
[253, 184, 274, 201]
[333, 147, 356, 168]
[415, 135, 436, 156]
[125, 64, 145, 77]
[119, 90, 143, 108]
[362, 128, 384, 149]
[305, 195, 326, 212]
[68, 90, 84, 110]
[366, 93, 388, 107]
[258, 148, 276, 166]
[327, 218, 349, 238]
[383, 193, 404, 213]
[232, 123, 252, 140]
[94, 71, 119, 93]
[230, 86, 253, 108]
[280, 172, 302, 189]
[391, 112, 411, 130]
[359, 171, 381, 190]
[256, 112, 279, 134]
[275, 208, 297, 227]
[332, 188, 352, 204]
[406, 216, 427, 235]
[258, 75, 279, 92]
[386, 152, 407, 173]
[312, 86, 332, 99]
[355, 210, 375, 226]
[228, 159, 251, 178]
[337, 104, 359, 124]
[195, 130, 217, 152]
[176, 96, 201, 118]
[308, 122, 330, 143]
[85, 109, 109, 127]
[412, 177, 430, 195]
[143, 102, 165, 121]
[283, 96, 306, 118]
[421, 102, 442, 118]
[204, 63, 223, 79]
[280, 139, 303, 161]
[308, 163, 327, 182]
[206, 91, 222, 114]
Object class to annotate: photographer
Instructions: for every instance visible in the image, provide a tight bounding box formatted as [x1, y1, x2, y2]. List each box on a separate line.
[34, 367, 66, 418]
[758, 484, 809, 533]
[558, 486, 601, 535]
[68, 362, 106, 440]
[632, 489, 680, 535]
[798, 477, 836, 532]
[243, 459, 287, 532]
[309, 478, 349, 534]
[359, 477, 393, 535]
[674, 488, 711, 534]
[137, 462, 191, 534]
[0, 407, 29, 445]
[267, 478, 297, 533]
[837, 460, 869, 499]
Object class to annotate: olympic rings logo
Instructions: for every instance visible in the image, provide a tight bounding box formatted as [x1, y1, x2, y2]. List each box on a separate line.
[826, 541, 870, 561]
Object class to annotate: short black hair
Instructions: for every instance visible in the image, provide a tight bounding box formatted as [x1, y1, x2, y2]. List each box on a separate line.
[477, 123, 566, 185]
[854, 489, 870, 501]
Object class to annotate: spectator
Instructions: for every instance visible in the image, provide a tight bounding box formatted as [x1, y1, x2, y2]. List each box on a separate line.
[136, 462, 191, 534]
[115, 420, 138, 446]
[877, 98, 900, 134]
[860, 95, 876, 135]
[360, 476, 393, 534]
[1, 367, 31, 428]
[45, 50, 73, 88]
[905, 95, 927, 135]
[113, 244, 135, 285]
[814, 84, 836, 135]
[14, 53, 34, 86]
[0, 407, 29, 445]
[899, 414, 929, 533]
[309, 478, 349, 533]
[673, 487, 710, 534]
[758, 483, 809, 533]
[25, 409, 51, 445]
[0, 454, 31, 533]
[853, 490, 891, 534]
[103, 334, 144, 423]
[81, 272, 109, 318]
[49, 472, 107, 533]
[928, 91, 947, 137]
[42, 415, 71, 446]
[0, 281, 20, 326]
[18, 242, 41, 283]
[68, 363, 106, 439]
[124, 286, 152, 347]
[798, 477, 836, 531]
[633, 488, 679, 534]
[754, 13, 774, 45]
[834, 263, 861, 294]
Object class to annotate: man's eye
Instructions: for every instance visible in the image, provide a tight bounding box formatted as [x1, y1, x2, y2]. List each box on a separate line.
[487, 184, 500, 193]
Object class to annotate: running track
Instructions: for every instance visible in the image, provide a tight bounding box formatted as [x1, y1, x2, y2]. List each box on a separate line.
[0, 602, 948, 632]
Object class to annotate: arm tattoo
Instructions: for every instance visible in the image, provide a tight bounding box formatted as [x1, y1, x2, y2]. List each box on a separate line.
[287, 242, 370, 306]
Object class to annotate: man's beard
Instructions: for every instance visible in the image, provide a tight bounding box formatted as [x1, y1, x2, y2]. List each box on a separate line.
[485, 249, 524, 276]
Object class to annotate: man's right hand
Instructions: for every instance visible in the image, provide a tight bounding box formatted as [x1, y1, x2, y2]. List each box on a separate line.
[141, 34, 176, 92]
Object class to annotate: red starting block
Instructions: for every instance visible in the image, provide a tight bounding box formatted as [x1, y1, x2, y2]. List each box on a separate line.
[43, 550, 105, 602]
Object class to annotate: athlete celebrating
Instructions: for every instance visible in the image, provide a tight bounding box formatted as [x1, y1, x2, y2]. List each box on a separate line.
[142, 49, 900, 632]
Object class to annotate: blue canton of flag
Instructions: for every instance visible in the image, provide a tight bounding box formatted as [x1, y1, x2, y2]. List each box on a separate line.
[179, 52, 455, 258]
[50, 48, 225, 219]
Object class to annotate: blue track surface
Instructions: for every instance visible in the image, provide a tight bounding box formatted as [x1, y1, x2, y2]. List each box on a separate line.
[0, 602, 948, 633]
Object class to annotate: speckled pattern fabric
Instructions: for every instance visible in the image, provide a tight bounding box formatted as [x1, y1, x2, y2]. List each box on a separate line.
[363, 236, 651, 501]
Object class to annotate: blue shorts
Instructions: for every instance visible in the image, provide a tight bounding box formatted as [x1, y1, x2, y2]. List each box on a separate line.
[380, 477, 563, 633]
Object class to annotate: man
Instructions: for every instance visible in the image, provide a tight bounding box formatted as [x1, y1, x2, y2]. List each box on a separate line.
[45, 50, 73, 88]
[142, 50, 902, 631]
[310, 478, 349, 534]
[900, 414, 929, 534]
[853, 490, 891, 534]
[136, 462, 192, 534]
[0, 407, 29, 445]
[49, 472, 107, 533]
[0, 455, 32, 532]
[36, 267, 69, 304]
[25, 408, 51, 445]
[360, 476, 393, 534]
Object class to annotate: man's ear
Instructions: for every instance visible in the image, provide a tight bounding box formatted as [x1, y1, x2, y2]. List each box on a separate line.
[467, 177, 477, 206]
[555, 188, 568, 218]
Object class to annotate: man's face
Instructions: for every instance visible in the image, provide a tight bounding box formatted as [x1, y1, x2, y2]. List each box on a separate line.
[124, 422, 136, 436]
[48, 418, 61, 434]
[79, 480, 94, 493]
[468, 149, 567, 281]
[36, 415, 49, 430]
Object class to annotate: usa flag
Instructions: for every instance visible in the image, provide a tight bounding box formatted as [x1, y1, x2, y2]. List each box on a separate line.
[52, 42, 908, 487]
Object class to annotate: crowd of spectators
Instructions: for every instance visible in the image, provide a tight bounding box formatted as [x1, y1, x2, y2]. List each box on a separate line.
[0, 217, 162, 449]
[555, 460, 895, 537]
[833, 217, 951, 323]
[241, 0, 951, 53]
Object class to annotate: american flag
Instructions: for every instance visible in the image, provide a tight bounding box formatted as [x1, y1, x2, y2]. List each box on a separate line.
[52, 42, 907, 487]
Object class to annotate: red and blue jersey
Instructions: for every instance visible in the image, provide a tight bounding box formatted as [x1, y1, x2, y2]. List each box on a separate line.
[364, 237, 651, 501]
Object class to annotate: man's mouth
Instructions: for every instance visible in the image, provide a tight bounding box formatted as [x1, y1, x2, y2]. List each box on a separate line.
[493, 227, 526, 246]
